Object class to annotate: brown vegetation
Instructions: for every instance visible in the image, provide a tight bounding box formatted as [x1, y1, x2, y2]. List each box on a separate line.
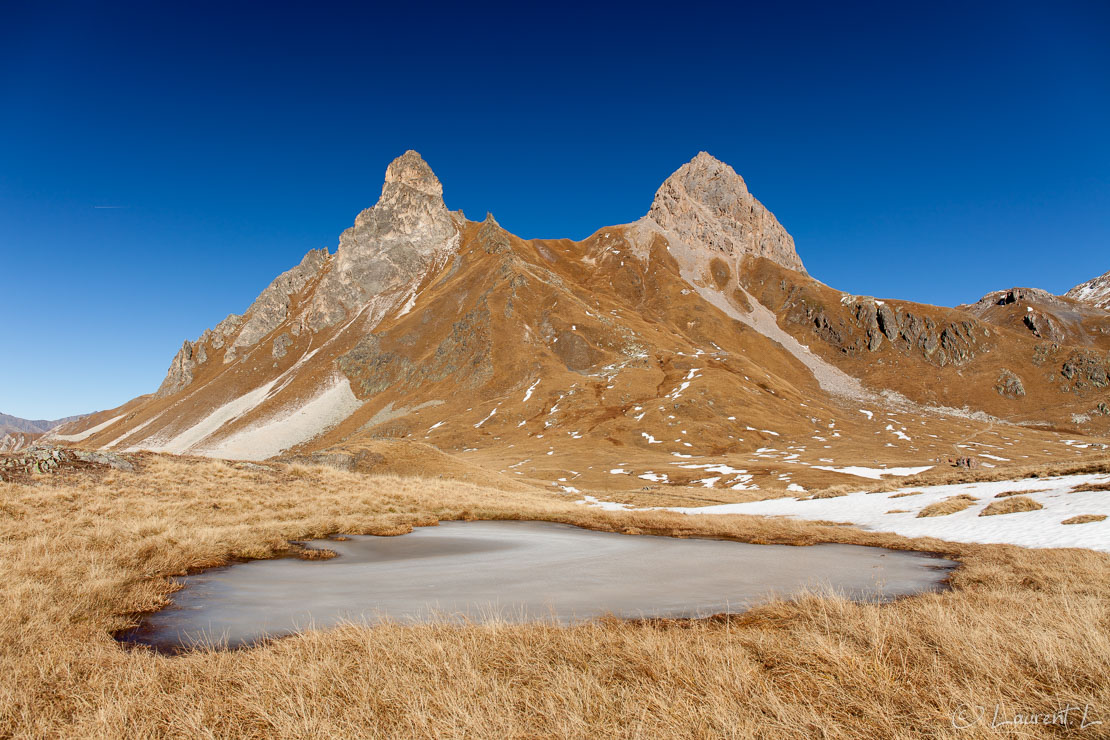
[1062, 514, 1107, 525]
[1071, 480, 1110, 493]
[979, 496, 1044, 517]
[916, 494, 978, 518]
[993, 488, 1047, 498]
[0, 454, 1107, 738]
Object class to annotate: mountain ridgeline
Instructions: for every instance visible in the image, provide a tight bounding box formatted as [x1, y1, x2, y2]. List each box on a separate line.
[47, 151, 1109, 491]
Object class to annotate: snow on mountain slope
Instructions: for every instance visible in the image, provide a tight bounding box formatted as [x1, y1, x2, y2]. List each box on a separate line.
[1066, 269, 1110, 311]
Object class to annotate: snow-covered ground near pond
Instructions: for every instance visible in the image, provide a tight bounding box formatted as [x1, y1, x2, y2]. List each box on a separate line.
[578, 474, 1110, 552]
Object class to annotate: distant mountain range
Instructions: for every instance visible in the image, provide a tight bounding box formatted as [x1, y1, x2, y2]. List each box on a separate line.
[0, 412, 88, 453]
[44, 151, 1109, 494]
[0, 412, 87, 435]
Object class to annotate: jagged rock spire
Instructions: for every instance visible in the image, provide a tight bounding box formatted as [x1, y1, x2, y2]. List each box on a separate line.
[306, 150, 461, 328]
[647, 152, 805, 273]
[382, 150, 444, 198]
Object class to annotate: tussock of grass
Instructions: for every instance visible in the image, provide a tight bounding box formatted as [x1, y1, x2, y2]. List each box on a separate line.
[979, 496, 1044, 517]
[1061, 514, 1107, 525]
[994, 489, 1047, 498]
[916, 494, 978, 518]
[885, 509, 910, 514]
[804, 484, 855, 500]
[889, 490, 923, 498]
[1071, 481, 1110, 493]
[0, 454, 1107, 737]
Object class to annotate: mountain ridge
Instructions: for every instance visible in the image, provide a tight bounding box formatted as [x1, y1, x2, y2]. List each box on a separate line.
[45, 151, 1110, 494]
[1066, 269, 1110, 311]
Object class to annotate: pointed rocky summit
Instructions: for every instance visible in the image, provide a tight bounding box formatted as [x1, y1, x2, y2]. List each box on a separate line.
[647, 152, 804, 273]
[307, 150, 461, 328]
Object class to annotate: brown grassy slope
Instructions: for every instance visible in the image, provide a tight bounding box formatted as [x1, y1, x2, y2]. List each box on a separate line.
[1, 455, 1108, 738]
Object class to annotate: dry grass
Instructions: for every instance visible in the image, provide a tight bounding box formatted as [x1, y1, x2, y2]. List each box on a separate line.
[0, 454, 1108, 738]
[979, 496, 1044, 517]
[916, 494, 978, 518]
[1061, 514, 1107, 525]
[889, 490, 923, 498]
[1071, 481, 1110, 493]
[993, 489, 1047, 498]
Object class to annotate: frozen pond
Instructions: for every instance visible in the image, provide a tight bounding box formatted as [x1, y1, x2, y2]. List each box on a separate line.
[121, 520, 955, 651]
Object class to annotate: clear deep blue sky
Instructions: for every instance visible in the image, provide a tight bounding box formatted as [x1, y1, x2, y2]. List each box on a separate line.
[2, 1, 1108, 419]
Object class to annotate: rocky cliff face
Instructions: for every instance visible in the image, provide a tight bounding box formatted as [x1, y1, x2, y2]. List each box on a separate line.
[646, 152, 804, 273]
[154, 150, 462, 391]
[1066, 270, 1110, 311]
[306, 150, 460, 329]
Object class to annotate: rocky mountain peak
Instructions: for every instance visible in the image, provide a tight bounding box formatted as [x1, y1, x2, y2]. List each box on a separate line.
[647, 152, 805, 274]
[305, 151, 460, 328]
[382, 150, 443, 198]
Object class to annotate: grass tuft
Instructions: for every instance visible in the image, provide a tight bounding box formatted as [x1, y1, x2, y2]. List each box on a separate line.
[1061, 514, 1107, 525]
[979, 496, 1044, 516]
[916, 494, 978, 518]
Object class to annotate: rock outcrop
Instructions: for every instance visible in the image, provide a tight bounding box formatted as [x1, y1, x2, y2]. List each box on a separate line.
[0, 445, 133, 480]
[646, 152, 804, 274]
[995, 369, 1026, 399]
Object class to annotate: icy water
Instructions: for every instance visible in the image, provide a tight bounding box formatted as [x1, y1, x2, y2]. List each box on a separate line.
[121, 521, 955, 651]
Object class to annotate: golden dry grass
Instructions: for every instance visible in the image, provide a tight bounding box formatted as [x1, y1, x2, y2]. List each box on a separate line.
[916, 495, 978, 518]
[979, 496, 1044, 517]
[993, 489, 1047, 498]
[1061, 514, 1107, 525]
[1, 454, 1108, 738]
[1071, 481, 1110, 493]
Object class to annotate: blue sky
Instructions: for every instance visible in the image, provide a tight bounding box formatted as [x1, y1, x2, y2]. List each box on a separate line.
[2, 1, 1108, 419]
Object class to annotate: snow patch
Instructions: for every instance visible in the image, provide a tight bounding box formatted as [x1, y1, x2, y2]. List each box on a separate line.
[811, 465, 933, 480]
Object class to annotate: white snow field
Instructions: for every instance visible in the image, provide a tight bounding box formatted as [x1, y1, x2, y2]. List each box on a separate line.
[579, 473, 1110, 552]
